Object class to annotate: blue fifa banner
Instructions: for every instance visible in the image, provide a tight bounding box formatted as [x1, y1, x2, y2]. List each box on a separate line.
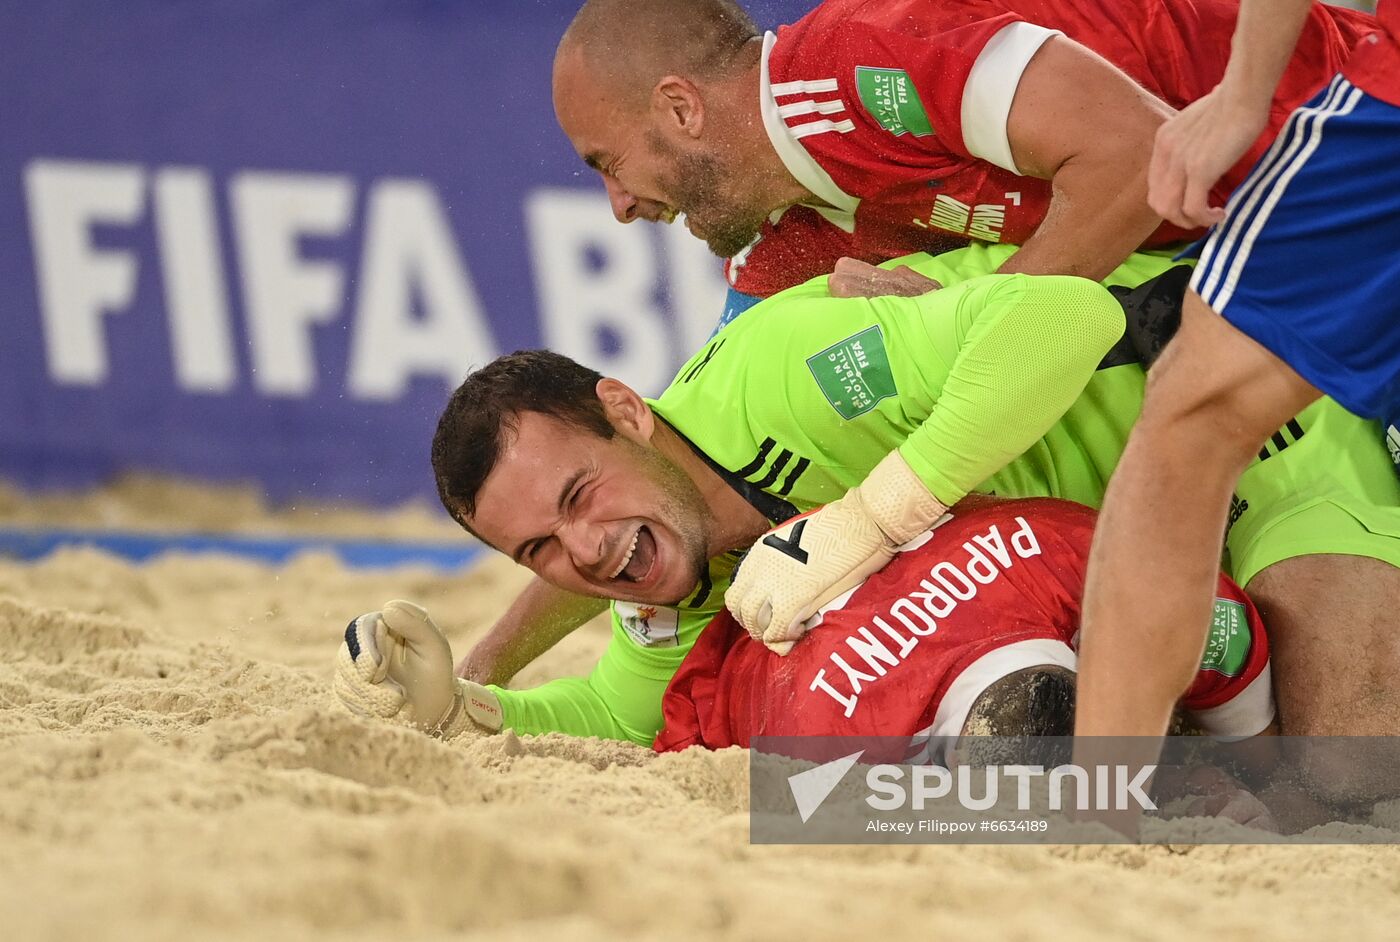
[1, 1, 811, 505]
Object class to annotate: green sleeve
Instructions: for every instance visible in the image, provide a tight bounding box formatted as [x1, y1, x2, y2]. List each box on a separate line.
[489, 630, 672, 746]
[486, 594, 724, 746]
[489, 677, 633, 742]
[719, 273, 1126, 508]
[892, 274, 1125, 504]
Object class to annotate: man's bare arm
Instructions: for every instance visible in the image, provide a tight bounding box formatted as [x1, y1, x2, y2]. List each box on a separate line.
[996, 37, 1174, 280]
[454, 576, 609, 684]
[1149, 0, 1315, 227]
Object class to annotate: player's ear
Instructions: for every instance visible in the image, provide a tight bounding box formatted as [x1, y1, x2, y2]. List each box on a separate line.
[596, 378, 656, 443]
[652, 76, 705, 139]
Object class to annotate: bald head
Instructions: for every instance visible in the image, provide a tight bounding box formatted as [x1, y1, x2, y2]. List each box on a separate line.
[552, 0, 803, 260]
[556, 0, 759, 108]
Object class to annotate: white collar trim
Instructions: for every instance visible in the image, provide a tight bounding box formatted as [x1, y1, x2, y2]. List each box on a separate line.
[758, 31, 860, 229]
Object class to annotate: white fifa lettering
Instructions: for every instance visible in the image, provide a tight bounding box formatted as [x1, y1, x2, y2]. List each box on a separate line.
[154, 167, 236, 393]
[25, 159, 145, 385]
[231, 171, 354, 396]
[660, 221, 730, 353]
[348, 179, 498, 400]
[526, 188, 671, 392]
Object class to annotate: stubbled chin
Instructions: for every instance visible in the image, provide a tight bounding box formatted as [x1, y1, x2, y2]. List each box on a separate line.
[605, 579, 683, 607]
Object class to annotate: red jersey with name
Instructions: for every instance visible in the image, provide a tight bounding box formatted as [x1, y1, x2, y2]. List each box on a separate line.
[654, 498, 1273, 753]
[724, 0, 1375, 298]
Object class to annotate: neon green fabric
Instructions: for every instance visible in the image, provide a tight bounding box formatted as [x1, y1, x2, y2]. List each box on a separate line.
[491, 633, 686, 744]
[489, 248, 1177, 745]
[654, 265, 1155, 514]
[899, 276, 1123, 503]
[492, 553, 739, 744]
[1229, 396, 1400, 587]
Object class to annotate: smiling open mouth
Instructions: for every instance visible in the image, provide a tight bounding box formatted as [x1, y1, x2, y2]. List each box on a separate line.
[609, 526, 657, 583]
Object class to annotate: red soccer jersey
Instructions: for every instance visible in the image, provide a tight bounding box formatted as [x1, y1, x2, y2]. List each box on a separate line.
[1345, 0, 1400, 106]
[654, 498, 1273, 754]
[724, 0, 1374, 298]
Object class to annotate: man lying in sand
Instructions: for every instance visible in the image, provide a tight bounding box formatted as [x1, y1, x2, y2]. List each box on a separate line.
[335, 494, 1274, 747]
[335, 493, 1276, 824]
[352, 245, 1395, 752]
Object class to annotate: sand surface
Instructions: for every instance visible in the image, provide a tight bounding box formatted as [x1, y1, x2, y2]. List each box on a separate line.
[0, 474, 467, 540]
[3, 492, 1400, 940]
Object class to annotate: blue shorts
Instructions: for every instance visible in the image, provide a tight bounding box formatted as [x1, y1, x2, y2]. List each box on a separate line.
[1190, 75, 1400, 425]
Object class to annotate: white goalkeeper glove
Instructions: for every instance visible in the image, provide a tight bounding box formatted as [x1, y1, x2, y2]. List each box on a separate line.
[725, 451, 947, 654]
[333, 599, 503, 739]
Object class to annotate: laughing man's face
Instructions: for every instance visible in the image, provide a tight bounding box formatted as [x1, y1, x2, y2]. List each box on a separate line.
[467, 411, 712, 606]
[552, 48, 772, 259]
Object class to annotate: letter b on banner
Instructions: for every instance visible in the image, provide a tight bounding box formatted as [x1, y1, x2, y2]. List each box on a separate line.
[526, 188, 672, 392]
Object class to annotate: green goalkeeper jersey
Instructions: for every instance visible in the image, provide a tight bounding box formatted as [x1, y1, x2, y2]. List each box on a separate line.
[489, 244, 1179, 745]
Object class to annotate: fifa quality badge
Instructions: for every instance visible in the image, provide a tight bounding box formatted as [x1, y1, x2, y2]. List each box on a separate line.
[855, 67, 934, 137]
[806, 325, 898, 420]
[1201, 598, 1250, 677]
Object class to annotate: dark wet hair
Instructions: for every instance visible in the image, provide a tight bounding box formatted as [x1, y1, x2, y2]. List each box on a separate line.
[431, 350, 614, 527]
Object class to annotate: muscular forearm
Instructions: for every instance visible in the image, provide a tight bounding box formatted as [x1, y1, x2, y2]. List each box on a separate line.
[1219, 0, 1317, 111]
[455, 576, 609, 685]
[998, 35, 1176, 280]
[995, 163, 1162, 281]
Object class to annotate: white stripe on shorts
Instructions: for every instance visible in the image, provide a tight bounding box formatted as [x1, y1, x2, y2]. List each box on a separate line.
[1193, 76, 1345, 295]
[1195, 76, 1363, 310]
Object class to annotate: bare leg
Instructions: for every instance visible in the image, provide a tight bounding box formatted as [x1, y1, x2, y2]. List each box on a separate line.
[1248, 555, 1400, 804]
[1248, 555, 1400, 735]
[1074, 293, 1319, 738]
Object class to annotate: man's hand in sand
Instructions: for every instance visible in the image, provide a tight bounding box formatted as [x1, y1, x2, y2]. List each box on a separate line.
[1160, 765, 1279, 834]
[334, 600, 503, 739]
[827, 257, 942, 298]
